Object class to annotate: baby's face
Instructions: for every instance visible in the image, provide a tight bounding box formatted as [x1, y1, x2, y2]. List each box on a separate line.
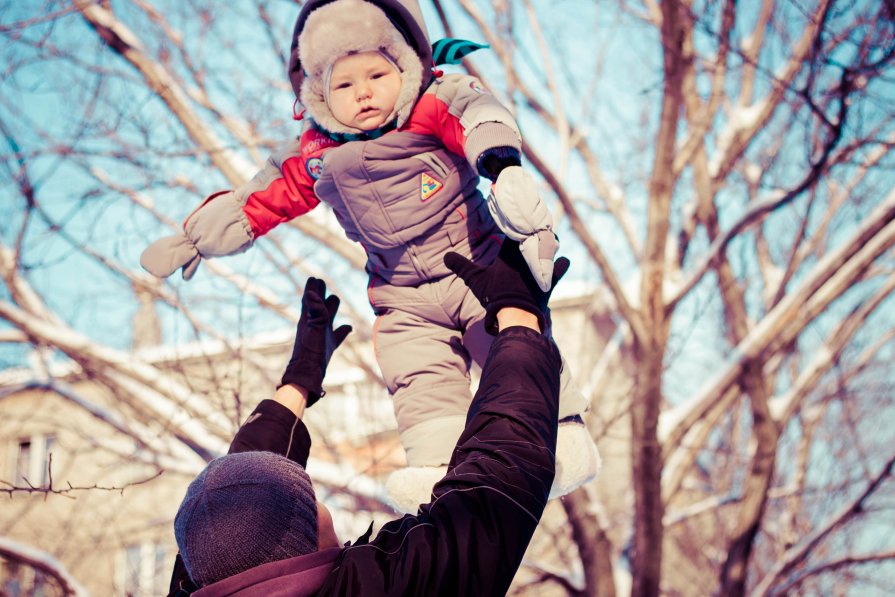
[328, 51, 401, 131]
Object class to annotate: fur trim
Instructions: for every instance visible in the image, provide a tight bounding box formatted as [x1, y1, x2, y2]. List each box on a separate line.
[298, 0, 424, 134]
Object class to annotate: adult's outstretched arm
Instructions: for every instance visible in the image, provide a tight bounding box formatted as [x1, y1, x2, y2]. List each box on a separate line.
[320, 325, 561, 596]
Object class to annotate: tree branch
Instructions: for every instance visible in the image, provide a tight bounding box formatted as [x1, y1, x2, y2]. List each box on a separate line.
[661, 189, 895, 453]
[750, 452, 895, 596]
[0, 536, 89, 597]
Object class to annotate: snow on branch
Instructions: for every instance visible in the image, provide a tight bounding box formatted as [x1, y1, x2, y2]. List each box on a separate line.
[769, 272, 895, 422]
[0, 536, 89, 597]
[0, 380, 207, 473]
[0, 299, 230, 457]
[660, 189, 895, 450]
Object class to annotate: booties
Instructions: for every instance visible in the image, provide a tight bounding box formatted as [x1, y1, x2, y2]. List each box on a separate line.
[385, 465, 447, 514]
[384, 418, 601, 514]
[550, 416, 601, 499]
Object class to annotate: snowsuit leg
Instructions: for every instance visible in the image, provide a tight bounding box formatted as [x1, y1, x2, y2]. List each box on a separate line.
[372, 277, 475, 467]
[453, 274, 590, 419]
[372, 273, 591, 470]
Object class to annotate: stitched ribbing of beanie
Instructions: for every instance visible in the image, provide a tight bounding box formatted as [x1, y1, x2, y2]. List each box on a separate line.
[221, 455, 317, 572]
[177, 452, 318, 585]
[271, 479, 318, 560]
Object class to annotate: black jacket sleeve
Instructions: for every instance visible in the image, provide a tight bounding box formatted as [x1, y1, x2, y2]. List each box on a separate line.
[168, 399, 312, 596]
[227, 399, 312, 465]
[318, 327, 561, 596]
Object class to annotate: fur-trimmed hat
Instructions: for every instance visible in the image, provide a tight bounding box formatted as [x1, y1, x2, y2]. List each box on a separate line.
[174, 451, 318, 587]
[295, 0, 425, 134]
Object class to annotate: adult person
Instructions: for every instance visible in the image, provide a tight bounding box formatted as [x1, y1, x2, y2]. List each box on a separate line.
[169, 240, 570, 596]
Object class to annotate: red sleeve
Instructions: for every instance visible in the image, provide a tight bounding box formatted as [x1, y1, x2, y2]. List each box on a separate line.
[402, 94, 467, 157]
[242, 158, 320, 238]
[241, 127, 340, 238]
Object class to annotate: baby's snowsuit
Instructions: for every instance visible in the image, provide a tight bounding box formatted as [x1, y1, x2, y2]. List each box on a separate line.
[184, 72, 587, 465]
[141, 0, 598, 501]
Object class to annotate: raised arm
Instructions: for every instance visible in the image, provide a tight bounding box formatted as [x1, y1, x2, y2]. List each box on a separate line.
[407, 73, 559, 291]
[141, 135, 322, 280]
[319, 241, 569, 596]
[167, 278, 350, 597]
[227, 276, 350, 460]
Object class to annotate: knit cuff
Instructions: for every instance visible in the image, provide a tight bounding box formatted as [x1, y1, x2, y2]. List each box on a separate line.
[465, 121, 522, 170]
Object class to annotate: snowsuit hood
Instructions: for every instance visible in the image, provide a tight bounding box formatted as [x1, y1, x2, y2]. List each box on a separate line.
[287, 0, 434, 135]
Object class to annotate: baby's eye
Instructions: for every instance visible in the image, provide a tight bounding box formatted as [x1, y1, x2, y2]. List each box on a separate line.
[334, 82, 351, 90]
[371, 72, 388, 80]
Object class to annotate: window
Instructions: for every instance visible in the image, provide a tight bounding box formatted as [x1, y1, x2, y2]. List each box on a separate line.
[14, 439, 31, 485]
[31, 571, 52, 597]
[121, 541, 172, 597]
[1, 560, 23, 597]
[12, 434, 55, 488]
[154, 544, 169, 594]
[123, 545, 141, 596]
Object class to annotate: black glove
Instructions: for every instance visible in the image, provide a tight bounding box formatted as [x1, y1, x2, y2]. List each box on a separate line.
[280, 277, 353, 407]
[444, 240, 569, 335]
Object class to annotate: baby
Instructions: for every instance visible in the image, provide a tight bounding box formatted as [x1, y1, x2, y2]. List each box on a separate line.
[142, 0, 599, 511]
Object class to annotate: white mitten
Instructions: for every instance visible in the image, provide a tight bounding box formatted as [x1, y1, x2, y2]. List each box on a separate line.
[519, 230, 560, 293]
[487, 166, 559, 292]
[385, 466, 448, 514]
[550, 419, 602, 499]
[140, 190, 254, 281]
[140, 234, 201, 280]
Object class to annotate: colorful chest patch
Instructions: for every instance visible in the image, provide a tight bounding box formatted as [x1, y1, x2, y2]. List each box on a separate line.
[302, 129, 339, 156]
[420, 173, 443, 201]
[306, 157, 325, 180]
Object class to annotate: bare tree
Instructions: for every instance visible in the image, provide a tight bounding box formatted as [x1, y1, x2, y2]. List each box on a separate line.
[1, 0, 893, 595]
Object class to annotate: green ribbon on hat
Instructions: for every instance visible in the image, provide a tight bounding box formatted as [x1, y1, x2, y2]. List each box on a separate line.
[432, 38, 489, 65]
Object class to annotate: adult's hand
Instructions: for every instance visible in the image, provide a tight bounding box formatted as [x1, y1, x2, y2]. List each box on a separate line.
[280, 278, 353, 406]
[445, 240, 569, 334]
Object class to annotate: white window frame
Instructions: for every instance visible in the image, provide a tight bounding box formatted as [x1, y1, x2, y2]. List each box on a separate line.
[118, 541, 171, 597]
[11, 433, 55, 488]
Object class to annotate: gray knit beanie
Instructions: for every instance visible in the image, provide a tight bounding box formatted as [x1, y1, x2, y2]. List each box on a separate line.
[174, 451, 318, 587]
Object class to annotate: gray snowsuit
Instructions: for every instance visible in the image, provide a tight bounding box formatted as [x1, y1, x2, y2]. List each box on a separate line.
[140, 0, 588, 467]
